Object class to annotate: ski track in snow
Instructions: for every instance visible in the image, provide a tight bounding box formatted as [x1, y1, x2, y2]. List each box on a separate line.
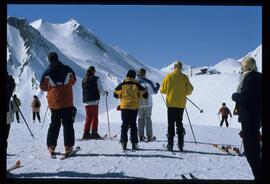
[7, 122, 253, 180]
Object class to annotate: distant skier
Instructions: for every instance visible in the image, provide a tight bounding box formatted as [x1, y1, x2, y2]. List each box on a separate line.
[31, 95, 41, 123]
[81, 66, 108, 140]
[218, 103, 232, 127]
[232, 57, 262, 180]
[40, 52, 77, 157]
[11, 94, 21, 123]
[136, 68, 160, 142]
[6, 72, 16, 149]
[160, 61, 193, 151]
[114, 70, 148, 150]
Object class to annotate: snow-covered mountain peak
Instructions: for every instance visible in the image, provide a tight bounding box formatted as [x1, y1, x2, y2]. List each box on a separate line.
[30, 19, 43, 29]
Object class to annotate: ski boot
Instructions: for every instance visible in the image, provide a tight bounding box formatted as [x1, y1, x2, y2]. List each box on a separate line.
[64, 146, 73, 157]
[132, 143, 139, 150]
[139, 136, 145, 142]
[92, 133, 101, 140]
[147, 136, 156, 142]
[48, 146, 55, 154]
[121, 142, 127, 150]
[82, 132, 91, 139]
[167, 137, 174, 151]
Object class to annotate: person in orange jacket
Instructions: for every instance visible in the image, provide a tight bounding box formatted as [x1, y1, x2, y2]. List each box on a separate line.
[218, 103, 232, 127]
[40, 52, 76, 157]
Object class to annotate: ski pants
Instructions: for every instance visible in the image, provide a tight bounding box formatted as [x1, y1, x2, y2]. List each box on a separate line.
[220, 115, 229, 127]
[167, 107, 185, 145]
[138, 106, 153, 138]
[241, 121, 262, 180]
[47, 107, 75, 148]
[120, 109, 139, 144]
[33, 112, 41, 122]
[84, 105, 99, 134]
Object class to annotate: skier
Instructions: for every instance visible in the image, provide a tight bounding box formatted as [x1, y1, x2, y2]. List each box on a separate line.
[11, 94, 21, 123]
[136, 68, 160, 142]
[40, 52, 77, 157]
[114, 70, 148, 150]
[160, 61, 193, 151]
[232, 57, 262, 180]
[81, 66, 108, 140]
[31, 95, 41, 123]
[6, 73, 16, 149]
[218, 103, 232, 127]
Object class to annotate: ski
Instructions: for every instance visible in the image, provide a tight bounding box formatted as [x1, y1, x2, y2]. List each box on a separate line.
[162, 144, 176, 155]
[7, 160, 22, 172]
[189, 173, 199, 180]
[212, 144, 239, 156]
[142, 136, 157, 143]
[60, 146, 81, 160]
[77, 134, 116, 141]
[181, 174, 189, 180]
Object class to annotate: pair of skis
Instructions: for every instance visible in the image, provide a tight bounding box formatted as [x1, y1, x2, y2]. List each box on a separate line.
[212, 144, 242, 156]
[50, 146, 81, 160]
[181, 173, 199, 180]
[78, 134, 117, 141]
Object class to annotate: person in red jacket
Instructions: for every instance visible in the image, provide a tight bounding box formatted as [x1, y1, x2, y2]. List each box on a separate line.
[40, 52, 76, 157]
[218, 103, 232, 127]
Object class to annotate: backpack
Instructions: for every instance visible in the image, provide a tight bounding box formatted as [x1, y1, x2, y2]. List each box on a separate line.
[34, 100, 41, 108]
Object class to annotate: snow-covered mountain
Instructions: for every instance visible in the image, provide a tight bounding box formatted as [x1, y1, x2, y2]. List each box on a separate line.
[7, 17, 163, 121]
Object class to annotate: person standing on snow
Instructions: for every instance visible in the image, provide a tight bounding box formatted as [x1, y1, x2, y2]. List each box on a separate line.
[160, 61, 193, 151]
[11, 94, 21, 123]
[232, 57, 262, 180]
[114, 70, 148, 150]
[31, 95, 41, 123]
[136, 68, 160, 142]
[218, 102, 232, 127]
[6, 72, 16, 149]
[81, 66, 108, 140]
[40, 52, 77, 157]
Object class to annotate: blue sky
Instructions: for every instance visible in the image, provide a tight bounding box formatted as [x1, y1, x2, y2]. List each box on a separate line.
[7, 5, 262, 69]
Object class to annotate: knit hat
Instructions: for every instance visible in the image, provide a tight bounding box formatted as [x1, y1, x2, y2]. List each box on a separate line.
[87, 66, 96, 73]
[174, 61, 183, 70]
[126, 70, 136, 78]
[47, 52, 59, 63]
[137, 68, 146, 77]
[241, 57, 257, 72]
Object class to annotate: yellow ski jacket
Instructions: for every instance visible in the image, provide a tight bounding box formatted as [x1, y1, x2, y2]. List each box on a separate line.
[114, 77, 148, 109]
[160, 69, 193, 108]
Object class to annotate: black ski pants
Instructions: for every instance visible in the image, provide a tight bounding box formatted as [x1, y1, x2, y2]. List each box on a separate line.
[120, 109, 139, 144]
[220, 115, 229, 127]
[167, 107, 185, 145]
[33, 112, 41, 122]
[241, 121, 262, 180]
[47, 107, 75, 148]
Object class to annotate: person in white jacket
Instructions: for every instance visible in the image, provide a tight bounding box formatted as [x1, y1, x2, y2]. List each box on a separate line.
[136, 68, 160, 141]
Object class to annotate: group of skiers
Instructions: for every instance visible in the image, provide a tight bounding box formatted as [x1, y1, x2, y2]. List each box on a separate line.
[6, 52, 262, 180]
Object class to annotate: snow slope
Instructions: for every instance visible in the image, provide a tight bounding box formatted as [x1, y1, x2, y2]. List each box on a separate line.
[7, 121, 253, 180]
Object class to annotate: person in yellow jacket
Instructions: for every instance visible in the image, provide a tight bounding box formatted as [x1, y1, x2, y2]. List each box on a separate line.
[160, 61, 193, 151]
[114, 70, 148, 150]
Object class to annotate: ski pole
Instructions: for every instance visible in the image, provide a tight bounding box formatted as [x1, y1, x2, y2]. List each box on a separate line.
[12, 95, 35, 139]
[41, 105, 49, 129]
[187, 97, 203, 113]
[184, 108, 197, 145]
[105, 93, 111, 138]
[160, 92, 166, 106]
[239, 140, 243, 154]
